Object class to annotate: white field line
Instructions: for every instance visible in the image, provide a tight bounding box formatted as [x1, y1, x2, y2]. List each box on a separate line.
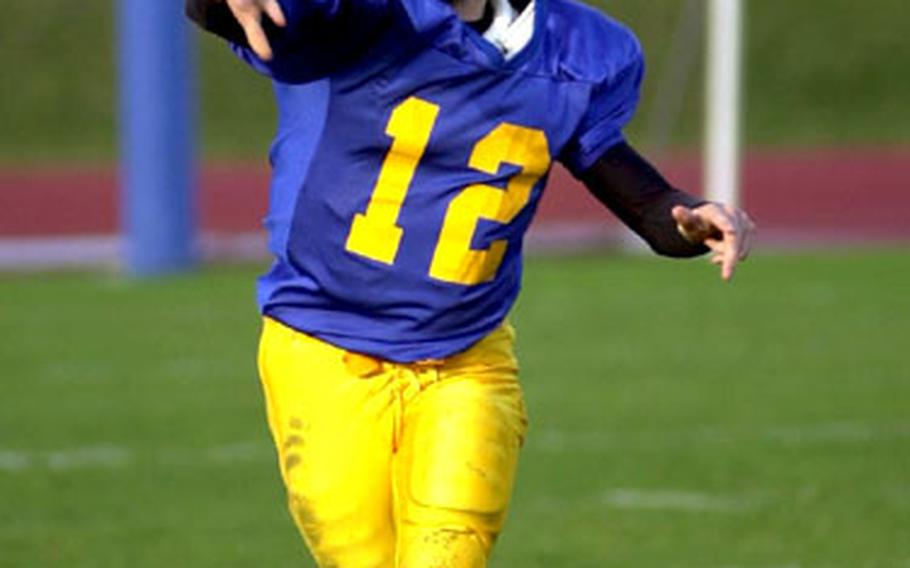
[0, 442, 273, 474]
[45, 446, 131, 471]
[0, 233, 269, 271]
[0, 236, 120, 270]
[204, 441, 270, 463]
[717, 565, 802, 568]
[0, 422, 910, 474]
[529, 486, 770, 516]
[0, 451, 30, 472]
[0, 445, 131, 473]
[3, 421, 907, 473]
[528, 420, 910, 453]
[0, 224, 623, 271]
[602, 488, 761, 513]
[3, 227, 906, 271]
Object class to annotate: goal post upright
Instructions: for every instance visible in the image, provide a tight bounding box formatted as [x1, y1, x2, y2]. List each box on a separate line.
[704, 0, 744, 207]
[118, 0, 198, 276]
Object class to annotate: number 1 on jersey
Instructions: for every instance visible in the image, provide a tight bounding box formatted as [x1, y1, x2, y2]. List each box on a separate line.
[346, 96, 550, 285]
[345, 97, 440, 264]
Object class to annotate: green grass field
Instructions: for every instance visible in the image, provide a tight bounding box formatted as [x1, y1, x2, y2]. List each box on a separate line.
[2, 251, 909, 567]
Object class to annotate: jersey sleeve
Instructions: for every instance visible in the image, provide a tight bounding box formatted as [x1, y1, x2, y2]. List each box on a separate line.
[231, 0, 392, 83]
[560, 35, 645, 175]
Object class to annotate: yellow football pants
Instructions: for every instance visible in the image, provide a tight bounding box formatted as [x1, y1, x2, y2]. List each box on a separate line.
[257, 317, 528, 567]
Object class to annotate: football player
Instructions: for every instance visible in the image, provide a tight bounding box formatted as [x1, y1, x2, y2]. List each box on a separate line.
[187, 0, 755, 565]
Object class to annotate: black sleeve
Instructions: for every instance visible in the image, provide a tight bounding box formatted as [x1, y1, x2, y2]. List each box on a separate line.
[578, 142, 710, 258]
[185, 0, 250, 46]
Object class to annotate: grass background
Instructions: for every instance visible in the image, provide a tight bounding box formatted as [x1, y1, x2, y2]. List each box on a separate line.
[2, 1, 907, 565]
[1, 0, 909, 163]
[2, 252, 908, 566]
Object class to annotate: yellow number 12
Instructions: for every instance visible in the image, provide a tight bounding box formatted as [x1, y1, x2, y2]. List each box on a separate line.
[345, 97, 550, 286]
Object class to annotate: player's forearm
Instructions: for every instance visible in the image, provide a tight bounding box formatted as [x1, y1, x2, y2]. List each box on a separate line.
[581, 143, 709, 258]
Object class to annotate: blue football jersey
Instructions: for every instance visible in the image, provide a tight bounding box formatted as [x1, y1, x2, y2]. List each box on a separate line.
[237, 0, 644, 361]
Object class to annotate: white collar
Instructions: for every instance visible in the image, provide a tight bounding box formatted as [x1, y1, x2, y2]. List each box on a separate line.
[482, 0, 535, 61]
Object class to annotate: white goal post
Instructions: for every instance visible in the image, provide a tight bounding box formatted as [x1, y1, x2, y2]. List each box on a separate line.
[704, 0, 744, 206]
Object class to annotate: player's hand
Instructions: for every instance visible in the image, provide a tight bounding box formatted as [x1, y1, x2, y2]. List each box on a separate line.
[672, 203, 756, 282]
[225, 0, 287, 60]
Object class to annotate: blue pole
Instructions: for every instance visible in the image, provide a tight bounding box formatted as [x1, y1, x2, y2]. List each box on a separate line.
[119, 0, 197, 276]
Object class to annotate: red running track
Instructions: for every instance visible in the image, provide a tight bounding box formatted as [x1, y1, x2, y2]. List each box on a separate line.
[1, 148, 908, 244]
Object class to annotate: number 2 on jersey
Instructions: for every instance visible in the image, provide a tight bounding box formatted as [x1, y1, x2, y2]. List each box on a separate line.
[344, 96, 550, 286]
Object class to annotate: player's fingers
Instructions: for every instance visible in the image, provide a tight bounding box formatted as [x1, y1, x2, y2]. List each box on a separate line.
[673, 205, 709, 242]
[702, 205, 736, 235]
[226, 0, 276, 60]
[705, 236, 737, 280]
[671, 205, 692, 223]
[696, 205, 739, 281]
[704, 237, 724, 253]
[672, 205, 711, 233]
[738, 213, 757, 261]
[227, 0, 258, 18]
[719, 205, 754, 261]
[239, 16, 274, 60]
[720, 229, 740, 282]
[739, 223, 753, 261]
[261, 0, 287, 27]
